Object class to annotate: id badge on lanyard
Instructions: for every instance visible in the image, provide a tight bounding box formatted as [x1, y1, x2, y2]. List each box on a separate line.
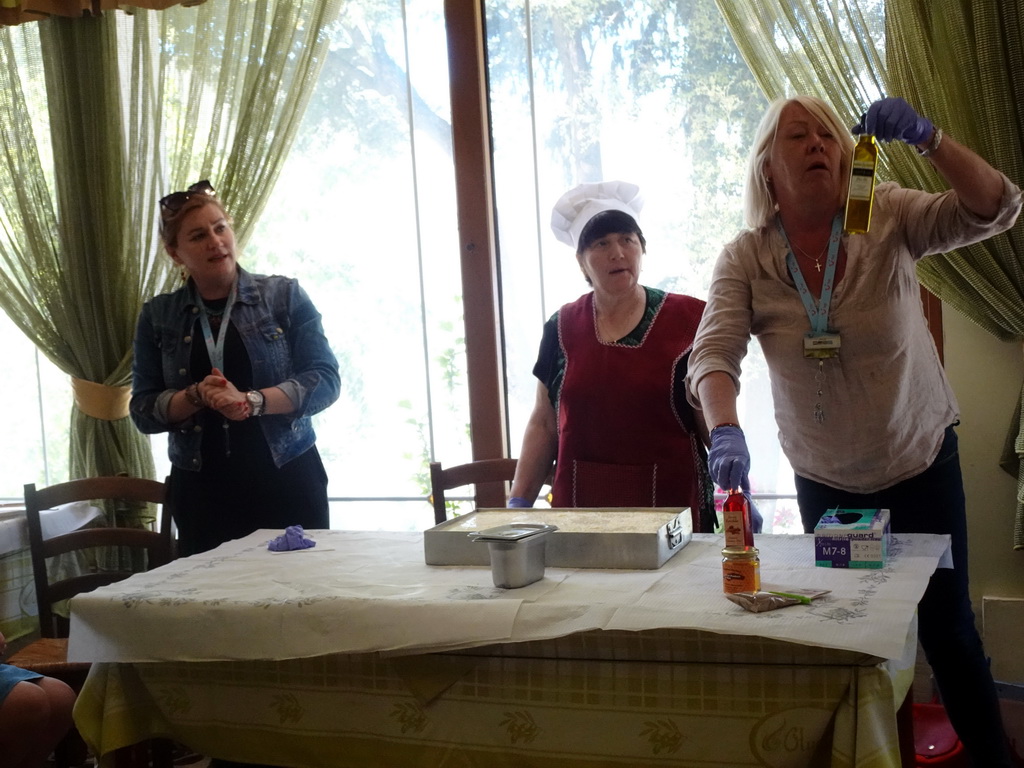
[803, 331, 841, 358]
[779, 214, 843, 359]
[200, 282, 238, 372]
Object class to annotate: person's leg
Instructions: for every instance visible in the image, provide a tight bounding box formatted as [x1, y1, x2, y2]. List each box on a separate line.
[169, 466, 215, 556]
[0, 681, 42, 767]
[883, 428, 1010, 767]
[245, 447, 330, 533]
[36, 678, 76, 764]
[170, 466, 243, 555]
[795, 426, 1011, 767]
[794, 475, 865, 533]
[0, 677, 75, 768]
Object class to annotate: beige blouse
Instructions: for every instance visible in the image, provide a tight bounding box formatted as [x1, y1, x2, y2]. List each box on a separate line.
[687, 176, 1022, 493]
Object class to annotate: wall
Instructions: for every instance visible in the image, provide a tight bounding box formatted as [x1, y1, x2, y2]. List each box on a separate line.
[942, 301, 1024, 684]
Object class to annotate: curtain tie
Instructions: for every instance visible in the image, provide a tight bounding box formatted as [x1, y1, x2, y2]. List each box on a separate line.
[71, 377, 130, 421]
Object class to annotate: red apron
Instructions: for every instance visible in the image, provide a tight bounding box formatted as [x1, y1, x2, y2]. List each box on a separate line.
[551, 292, 705, 524]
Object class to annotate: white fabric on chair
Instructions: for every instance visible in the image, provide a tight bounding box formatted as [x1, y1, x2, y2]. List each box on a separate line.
[0, 501, 103, 556]
[0, 501, 104, 641]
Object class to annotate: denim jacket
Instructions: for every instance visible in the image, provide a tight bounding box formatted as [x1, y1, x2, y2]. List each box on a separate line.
[131, 267, 340, 471]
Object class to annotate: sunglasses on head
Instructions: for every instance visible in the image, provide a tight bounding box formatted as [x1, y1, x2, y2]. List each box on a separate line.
[159, 180, 216, 217]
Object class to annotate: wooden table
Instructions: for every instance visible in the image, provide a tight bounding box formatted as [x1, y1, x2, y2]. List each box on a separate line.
[68, 529, 949, 767]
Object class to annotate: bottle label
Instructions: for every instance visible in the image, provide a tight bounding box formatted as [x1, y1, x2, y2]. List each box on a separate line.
[722, 508, 748, 548]
[848, 167, 874, 200]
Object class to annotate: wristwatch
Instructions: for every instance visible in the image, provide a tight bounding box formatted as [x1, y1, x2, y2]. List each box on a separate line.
[245, 389, 266, 417]
[917, 127, 943, 158]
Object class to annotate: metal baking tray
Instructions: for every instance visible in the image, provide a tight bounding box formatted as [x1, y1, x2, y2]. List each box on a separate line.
[424, 507, 691, 570]
[468, 523, 559, 542]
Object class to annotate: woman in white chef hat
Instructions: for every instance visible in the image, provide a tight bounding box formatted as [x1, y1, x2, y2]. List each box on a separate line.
[507, 180, 719, 532]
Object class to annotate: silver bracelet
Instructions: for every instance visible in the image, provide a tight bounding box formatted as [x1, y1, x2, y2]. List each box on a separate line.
[917, 127, 943, 158]
[184, 383, 204, 408]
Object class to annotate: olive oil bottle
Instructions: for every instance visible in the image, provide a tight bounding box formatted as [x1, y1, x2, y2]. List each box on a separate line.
[844, 134, 878, 234]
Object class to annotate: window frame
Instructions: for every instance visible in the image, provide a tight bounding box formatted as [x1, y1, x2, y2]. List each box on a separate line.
[442, 0, 945, 509]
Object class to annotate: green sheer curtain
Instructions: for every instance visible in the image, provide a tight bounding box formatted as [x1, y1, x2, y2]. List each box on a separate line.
[0, 0, 342, 504]
[885, 2, 1024, 549]
[715, 0, 1024, 549]
[712, 2, 887, 164]
[0, 1, 205, 27]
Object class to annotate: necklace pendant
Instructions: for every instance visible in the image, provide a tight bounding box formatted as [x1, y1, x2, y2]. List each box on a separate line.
[814, 404, 824, 424]
[815, 260, 822, 273]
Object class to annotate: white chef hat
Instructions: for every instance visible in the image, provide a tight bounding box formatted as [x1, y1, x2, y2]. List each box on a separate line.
[550, 180, 644, 249]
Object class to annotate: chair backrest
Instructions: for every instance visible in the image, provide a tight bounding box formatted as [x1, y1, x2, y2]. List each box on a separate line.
[429, 459, 518, 525]
[24, 475, 176, 638]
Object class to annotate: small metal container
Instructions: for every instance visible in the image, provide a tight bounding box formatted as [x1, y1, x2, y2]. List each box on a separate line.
[469, 523, 558, 589]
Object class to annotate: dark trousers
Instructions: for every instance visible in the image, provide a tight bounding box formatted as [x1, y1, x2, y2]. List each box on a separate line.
[795, 425, 1011, 768]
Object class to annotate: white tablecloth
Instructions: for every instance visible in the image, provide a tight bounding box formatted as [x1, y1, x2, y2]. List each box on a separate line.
[68, 529, 949, 664]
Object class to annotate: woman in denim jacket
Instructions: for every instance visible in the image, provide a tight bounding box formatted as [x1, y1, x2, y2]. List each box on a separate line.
[131, 181, 340, 556]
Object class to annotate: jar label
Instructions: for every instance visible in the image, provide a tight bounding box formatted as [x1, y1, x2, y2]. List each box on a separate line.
[722, 558, 760, 593]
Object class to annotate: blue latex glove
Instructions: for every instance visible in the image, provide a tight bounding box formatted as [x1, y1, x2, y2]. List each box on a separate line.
[507, 496, 533, 508]
[267, 525, 316, 552]
[851, 97, 933, 145]
[708, 425, 751, 493]
[747, 494, 764, 534]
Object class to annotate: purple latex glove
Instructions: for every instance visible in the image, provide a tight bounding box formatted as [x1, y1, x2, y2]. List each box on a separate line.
[851, 97, 933, 145]
[708, 425, 751, 493]
[747, 494, 764, 534]
[507, 496, 533, 508]
[267, 525, 316, 552]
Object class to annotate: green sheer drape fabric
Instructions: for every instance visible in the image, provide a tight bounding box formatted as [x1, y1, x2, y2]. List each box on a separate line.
[712, 2, 887, 168]
[715, 0, 1024, 549]
[0, 1, 341, 508]
[886, 1, 1024, 549]
[0, 2, 208, 28]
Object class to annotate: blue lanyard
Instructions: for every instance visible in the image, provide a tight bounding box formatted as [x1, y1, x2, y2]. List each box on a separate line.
[198, 282, 237, 372]
[777, 214, 843, 335]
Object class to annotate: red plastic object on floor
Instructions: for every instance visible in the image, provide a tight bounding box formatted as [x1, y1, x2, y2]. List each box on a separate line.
[913, 700, 967, 767]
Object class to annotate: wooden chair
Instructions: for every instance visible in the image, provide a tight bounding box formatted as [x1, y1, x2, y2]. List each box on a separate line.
[429, 459, 519, 524]
[5, 475, 176, 768]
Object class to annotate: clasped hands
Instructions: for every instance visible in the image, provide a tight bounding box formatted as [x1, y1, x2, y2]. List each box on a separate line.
[195, 367, 250, 421]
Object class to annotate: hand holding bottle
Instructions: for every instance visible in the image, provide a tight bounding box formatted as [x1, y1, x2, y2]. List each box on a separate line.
[708, 425, 750, 493]
[851, 97, 933, 145]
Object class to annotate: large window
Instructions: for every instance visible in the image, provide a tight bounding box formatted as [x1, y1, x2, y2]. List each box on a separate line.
[487, 0, 800, 531]
[0, 0, 801, 532]
[196, 1, 470, 531]
[0, 311, 71, 492]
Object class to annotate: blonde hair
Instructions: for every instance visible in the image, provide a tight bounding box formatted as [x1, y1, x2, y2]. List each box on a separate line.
[742, 95, 856, 229]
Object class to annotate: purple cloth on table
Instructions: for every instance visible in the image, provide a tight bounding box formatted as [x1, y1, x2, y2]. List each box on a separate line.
[267, 525, 316, 552]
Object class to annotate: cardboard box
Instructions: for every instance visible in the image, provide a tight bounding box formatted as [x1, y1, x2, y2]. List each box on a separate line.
[814, 508, 890, 569]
